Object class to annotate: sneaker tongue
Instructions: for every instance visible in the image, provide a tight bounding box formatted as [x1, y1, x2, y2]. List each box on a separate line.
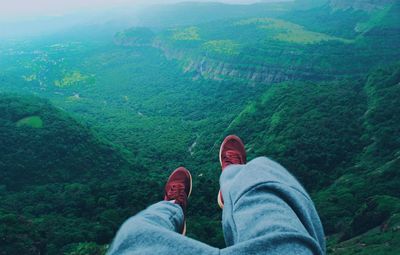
[167, 182, 184, 195]
[225, 150, 242, 164]
[166, 182, 186, 207]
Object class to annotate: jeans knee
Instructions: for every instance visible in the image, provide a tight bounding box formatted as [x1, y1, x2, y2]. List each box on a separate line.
[250, 156, 276, 166]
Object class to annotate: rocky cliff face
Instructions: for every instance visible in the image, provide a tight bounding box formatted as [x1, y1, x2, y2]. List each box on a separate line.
[329, 0, 395, 12]
[153, 39, 353, 85]
[181, 57, 324, 84]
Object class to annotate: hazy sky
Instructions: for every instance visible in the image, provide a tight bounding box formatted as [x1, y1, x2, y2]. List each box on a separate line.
[0, 0, 263, 19]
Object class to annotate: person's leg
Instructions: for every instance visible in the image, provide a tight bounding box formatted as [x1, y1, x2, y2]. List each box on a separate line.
[107, 201, 219, 255]
[107, 167, 219, 255]
[218, 136, 325, 255]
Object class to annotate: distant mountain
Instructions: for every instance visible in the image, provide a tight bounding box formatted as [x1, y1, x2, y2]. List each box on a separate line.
[0, 1, 297, 40]
[1, 1, 399, 254]
[329, 0, 396, 12]
[294, 0, 396, 12]
[135, 1, 294, 27]
[118, 1, 399, 84]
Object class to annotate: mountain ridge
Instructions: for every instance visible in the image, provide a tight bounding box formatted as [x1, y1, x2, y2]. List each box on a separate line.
[0, 1, 399, 253]
[116, 2, 399, 85]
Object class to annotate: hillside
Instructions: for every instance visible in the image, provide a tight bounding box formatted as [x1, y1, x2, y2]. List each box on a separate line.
[117, 1, 400, 84]
[0, 94, 133, 189]
[0, 0, 399, 254]
[226, 63, 400, 253]
[0, 94, 160, 254]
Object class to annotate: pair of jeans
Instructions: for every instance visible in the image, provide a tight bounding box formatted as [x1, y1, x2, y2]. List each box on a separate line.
[107, 157, 326, 254]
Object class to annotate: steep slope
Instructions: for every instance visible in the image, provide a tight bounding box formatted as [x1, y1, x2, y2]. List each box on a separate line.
[0, 2, 398, 254]
[150, 18, 363, 83]
[225, 63, 400, 253]
[0, 94, 132, 189]
[0, 94, 158, 254]
[0, 35, 265, 250]
[226, 79, 367, 190]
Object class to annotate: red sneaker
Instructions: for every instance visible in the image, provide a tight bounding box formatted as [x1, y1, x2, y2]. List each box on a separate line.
[218, 135, 246, 209]
[164, 167, 192, 235]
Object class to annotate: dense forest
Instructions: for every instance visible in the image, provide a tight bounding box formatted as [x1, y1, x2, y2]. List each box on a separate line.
[0, 0, 399, 254]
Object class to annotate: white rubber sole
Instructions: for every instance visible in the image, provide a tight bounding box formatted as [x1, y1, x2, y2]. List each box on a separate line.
[217, 191, 224, 209]
[182, 222, 187, 236]
[187, 170, 193, 199]
[218, 138, 225, 209]
[184, 168, 192, 235]
[219, 137, 224, 167]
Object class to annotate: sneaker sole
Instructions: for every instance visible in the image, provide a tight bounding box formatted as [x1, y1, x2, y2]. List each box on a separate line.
[184, 170, 192, 235]
[218, 136, 225, 167]
[217, 191, 224, 209]
[182, 222, 187, 236]
[188, 170, 193, 198]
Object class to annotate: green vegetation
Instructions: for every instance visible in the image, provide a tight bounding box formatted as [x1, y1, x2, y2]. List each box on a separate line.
[237, 18, 351, 44]
[172, 27, 201, 41]
[282, 5, 368, 39]
[202, 40, 241, 55]
[0, 1, 399, 254]
[22, 74, 37, 82]
[272, 27, 350, 44]
[227, 80, 367, 190]
[0, 94, 159, 254]
[155, 2, 399, 82]
[54, 71, 93, 88]
[329, 213, 400, 255]
[226, 63, 400, 252]
[355, 5, 393, 33]
[115, 27, 155, 46]
[16, 116, 43, 128]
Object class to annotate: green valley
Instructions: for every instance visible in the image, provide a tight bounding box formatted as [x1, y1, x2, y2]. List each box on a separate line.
[0, 0, 399, 254]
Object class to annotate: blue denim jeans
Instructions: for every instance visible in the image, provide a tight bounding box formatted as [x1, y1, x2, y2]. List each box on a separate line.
[107, 157, 326, 254]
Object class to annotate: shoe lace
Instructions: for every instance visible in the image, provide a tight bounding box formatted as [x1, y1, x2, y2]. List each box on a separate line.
[224, 150, 242, 165]
[166, 183, 186, 204]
